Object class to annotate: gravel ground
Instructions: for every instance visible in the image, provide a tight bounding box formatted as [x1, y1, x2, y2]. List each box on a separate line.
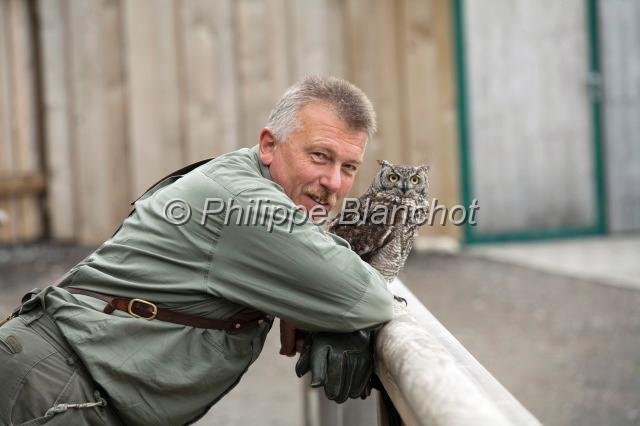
[1, 242, 639, 425]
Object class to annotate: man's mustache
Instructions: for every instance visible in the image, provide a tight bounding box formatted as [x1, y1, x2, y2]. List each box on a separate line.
[303, 186, 337, 207]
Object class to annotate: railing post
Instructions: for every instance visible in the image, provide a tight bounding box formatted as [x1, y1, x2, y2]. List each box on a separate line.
[303, 382, 378, 426]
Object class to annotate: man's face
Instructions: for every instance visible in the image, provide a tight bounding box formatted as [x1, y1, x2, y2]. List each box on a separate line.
[259, 102, 367, 221]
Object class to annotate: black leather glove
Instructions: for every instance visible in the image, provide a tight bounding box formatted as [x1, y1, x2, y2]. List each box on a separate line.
[295, 329, 375, 403]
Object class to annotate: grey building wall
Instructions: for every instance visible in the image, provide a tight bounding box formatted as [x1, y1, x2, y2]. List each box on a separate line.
[464, 0, 597, 236]
[601, 0, 640, 232]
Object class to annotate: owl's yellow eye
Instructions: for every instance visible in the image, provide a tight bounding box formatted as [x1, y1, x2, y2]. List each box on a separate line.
[410, 175, 420, 185]
[388, 174, 399, 183]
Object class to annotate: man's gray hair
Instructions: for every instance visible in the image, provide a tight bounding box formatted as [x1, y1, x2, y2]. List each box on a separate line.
[266, 75, 377, 143]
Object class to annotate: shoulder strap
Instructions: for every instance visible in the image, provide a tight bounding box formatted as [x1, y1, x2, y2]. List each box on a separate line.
[112, 158, 214, 237]
[131, 157, 214, 205]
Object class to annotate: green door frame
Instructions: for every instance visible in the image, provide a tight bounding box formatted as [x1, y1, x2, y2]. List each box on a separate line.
[452, 0, 607, 244]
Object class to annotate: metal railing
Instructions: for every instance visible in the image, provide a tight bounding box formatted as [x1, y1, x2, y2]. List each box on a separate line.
[305, 279, 541, 426]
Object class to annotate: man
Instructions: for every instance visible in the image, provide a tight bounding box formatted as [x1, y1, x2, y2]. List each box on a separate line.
[0, 76, 393, 425]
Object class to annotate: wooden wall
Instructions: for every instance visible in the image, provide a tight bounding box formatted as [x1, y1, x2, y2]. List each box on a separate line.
[0, 0, 459, 244]
[3, 0, 639, 245]
[0, 0, 43, 243]
[600, 0, 640, 233]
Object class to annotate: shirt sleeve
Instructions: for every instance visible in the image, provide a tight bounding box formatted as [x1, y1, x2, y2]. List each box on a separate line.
[204, 185, 393, 332]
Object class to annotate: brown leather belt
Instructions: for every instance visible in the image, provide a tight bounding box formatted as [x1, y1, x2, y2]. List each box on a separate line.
[67, 287, 269, 332]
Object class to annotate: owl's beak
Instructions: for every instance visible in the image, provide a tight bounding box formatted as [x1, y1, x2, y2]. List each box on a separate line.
[401, 181, 408, 193]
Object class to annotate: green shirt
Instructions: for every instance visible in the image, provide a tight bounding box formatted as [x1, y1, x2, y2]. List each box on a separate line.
[38, 145, 393, 425]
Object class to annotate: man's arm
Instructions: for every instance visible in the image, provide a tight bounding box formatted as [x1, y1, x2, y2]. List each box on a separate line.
[203, 185, 393, 332]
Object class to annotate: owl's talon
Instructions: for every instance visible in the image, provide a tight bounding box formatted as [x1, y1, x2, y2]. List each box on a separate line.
[393, 295, 407, 306]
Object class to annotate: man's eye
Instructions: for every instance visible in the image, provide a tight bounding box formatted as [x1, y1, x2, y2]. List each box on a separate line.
[343, 164, 358, 173]
[311, 152, 328, 161]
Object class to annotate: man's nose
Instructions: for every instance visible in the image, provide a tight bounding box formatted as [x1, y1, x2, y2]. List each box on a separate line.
[319, 165, 341, 193]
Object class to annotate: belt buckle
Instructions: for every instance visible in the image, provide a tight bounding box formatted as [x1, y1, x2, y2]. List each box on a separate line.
[127, 298, 158, 320]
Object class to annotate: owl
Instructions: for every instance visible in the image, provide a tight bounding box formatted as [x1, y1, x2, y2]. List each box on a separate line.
[328, 160, 430, 283]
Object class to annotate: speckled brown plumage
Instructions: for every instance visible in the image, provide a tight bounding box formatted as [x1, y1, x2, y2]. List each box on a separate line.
[328, 160, 429, 282]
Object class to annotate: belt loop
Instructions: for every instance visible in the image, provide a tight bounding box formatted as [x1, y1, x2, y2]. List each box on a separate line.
[19, 308, 44, 326]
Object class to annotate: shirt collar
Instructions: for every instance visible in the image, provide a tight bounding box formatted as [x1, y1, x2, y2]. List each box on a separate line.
[251, 144, 273, 182]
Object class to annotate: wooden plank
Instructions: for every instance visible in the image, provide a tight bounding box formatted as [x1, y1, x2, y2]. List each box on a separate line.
[344, 0, 403, 195]
[227, 0, 361, 188]
[68, 0, 129, 243]
[178, 0, 239, 161]
[7, 0, 42, 241]
[371, 0, 404, 170]
[343, 0, 386, 196]
[289, 0, 345, 79]
[399, 0, 460, 240]
[36, 0, 75, 240]
[97, 0, 130, 242]
[233, 0, 272, 148]
[266, 0, 291, 97]
[67, 0, 102, 243]
[0, 0, 17, 242]
[0, 173, 46, 197]
[124, 0, 182, 196]
[601, 0, 640, 232]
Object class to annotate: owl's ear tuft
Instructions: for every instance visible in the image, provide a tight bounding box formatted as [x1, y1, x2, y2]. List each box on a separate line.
[420, 165, 431, 173]
[378, 160, 392, 168]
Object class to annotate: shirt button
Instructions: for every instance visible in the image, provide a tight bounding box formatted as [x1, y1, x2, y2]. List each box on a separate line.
[235, 323, 241, 329]
[258, 319, 264, 325]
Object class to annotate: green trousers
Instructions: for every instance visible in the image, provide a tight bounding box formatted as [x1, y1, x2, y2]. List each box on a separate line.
[0, 306, 123, 425]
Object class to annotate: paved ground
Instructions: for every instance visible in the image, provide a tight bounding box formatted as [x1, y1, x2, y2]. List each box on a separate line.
[202, 319, 303, 425]
[468, 235, 640, 291]
[1, 240, 639, 425]
[401, 250, 640, 426]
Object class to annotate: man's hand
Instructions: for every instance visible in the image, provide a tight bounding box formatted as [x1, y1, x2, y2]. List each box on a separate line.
[279, 319, 306, 357]
[295, 330, 374, 403]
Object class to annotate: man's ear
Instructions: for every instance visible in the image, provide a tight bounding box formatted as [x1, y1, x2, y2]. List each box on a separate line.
[259, 128, 277, 166]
